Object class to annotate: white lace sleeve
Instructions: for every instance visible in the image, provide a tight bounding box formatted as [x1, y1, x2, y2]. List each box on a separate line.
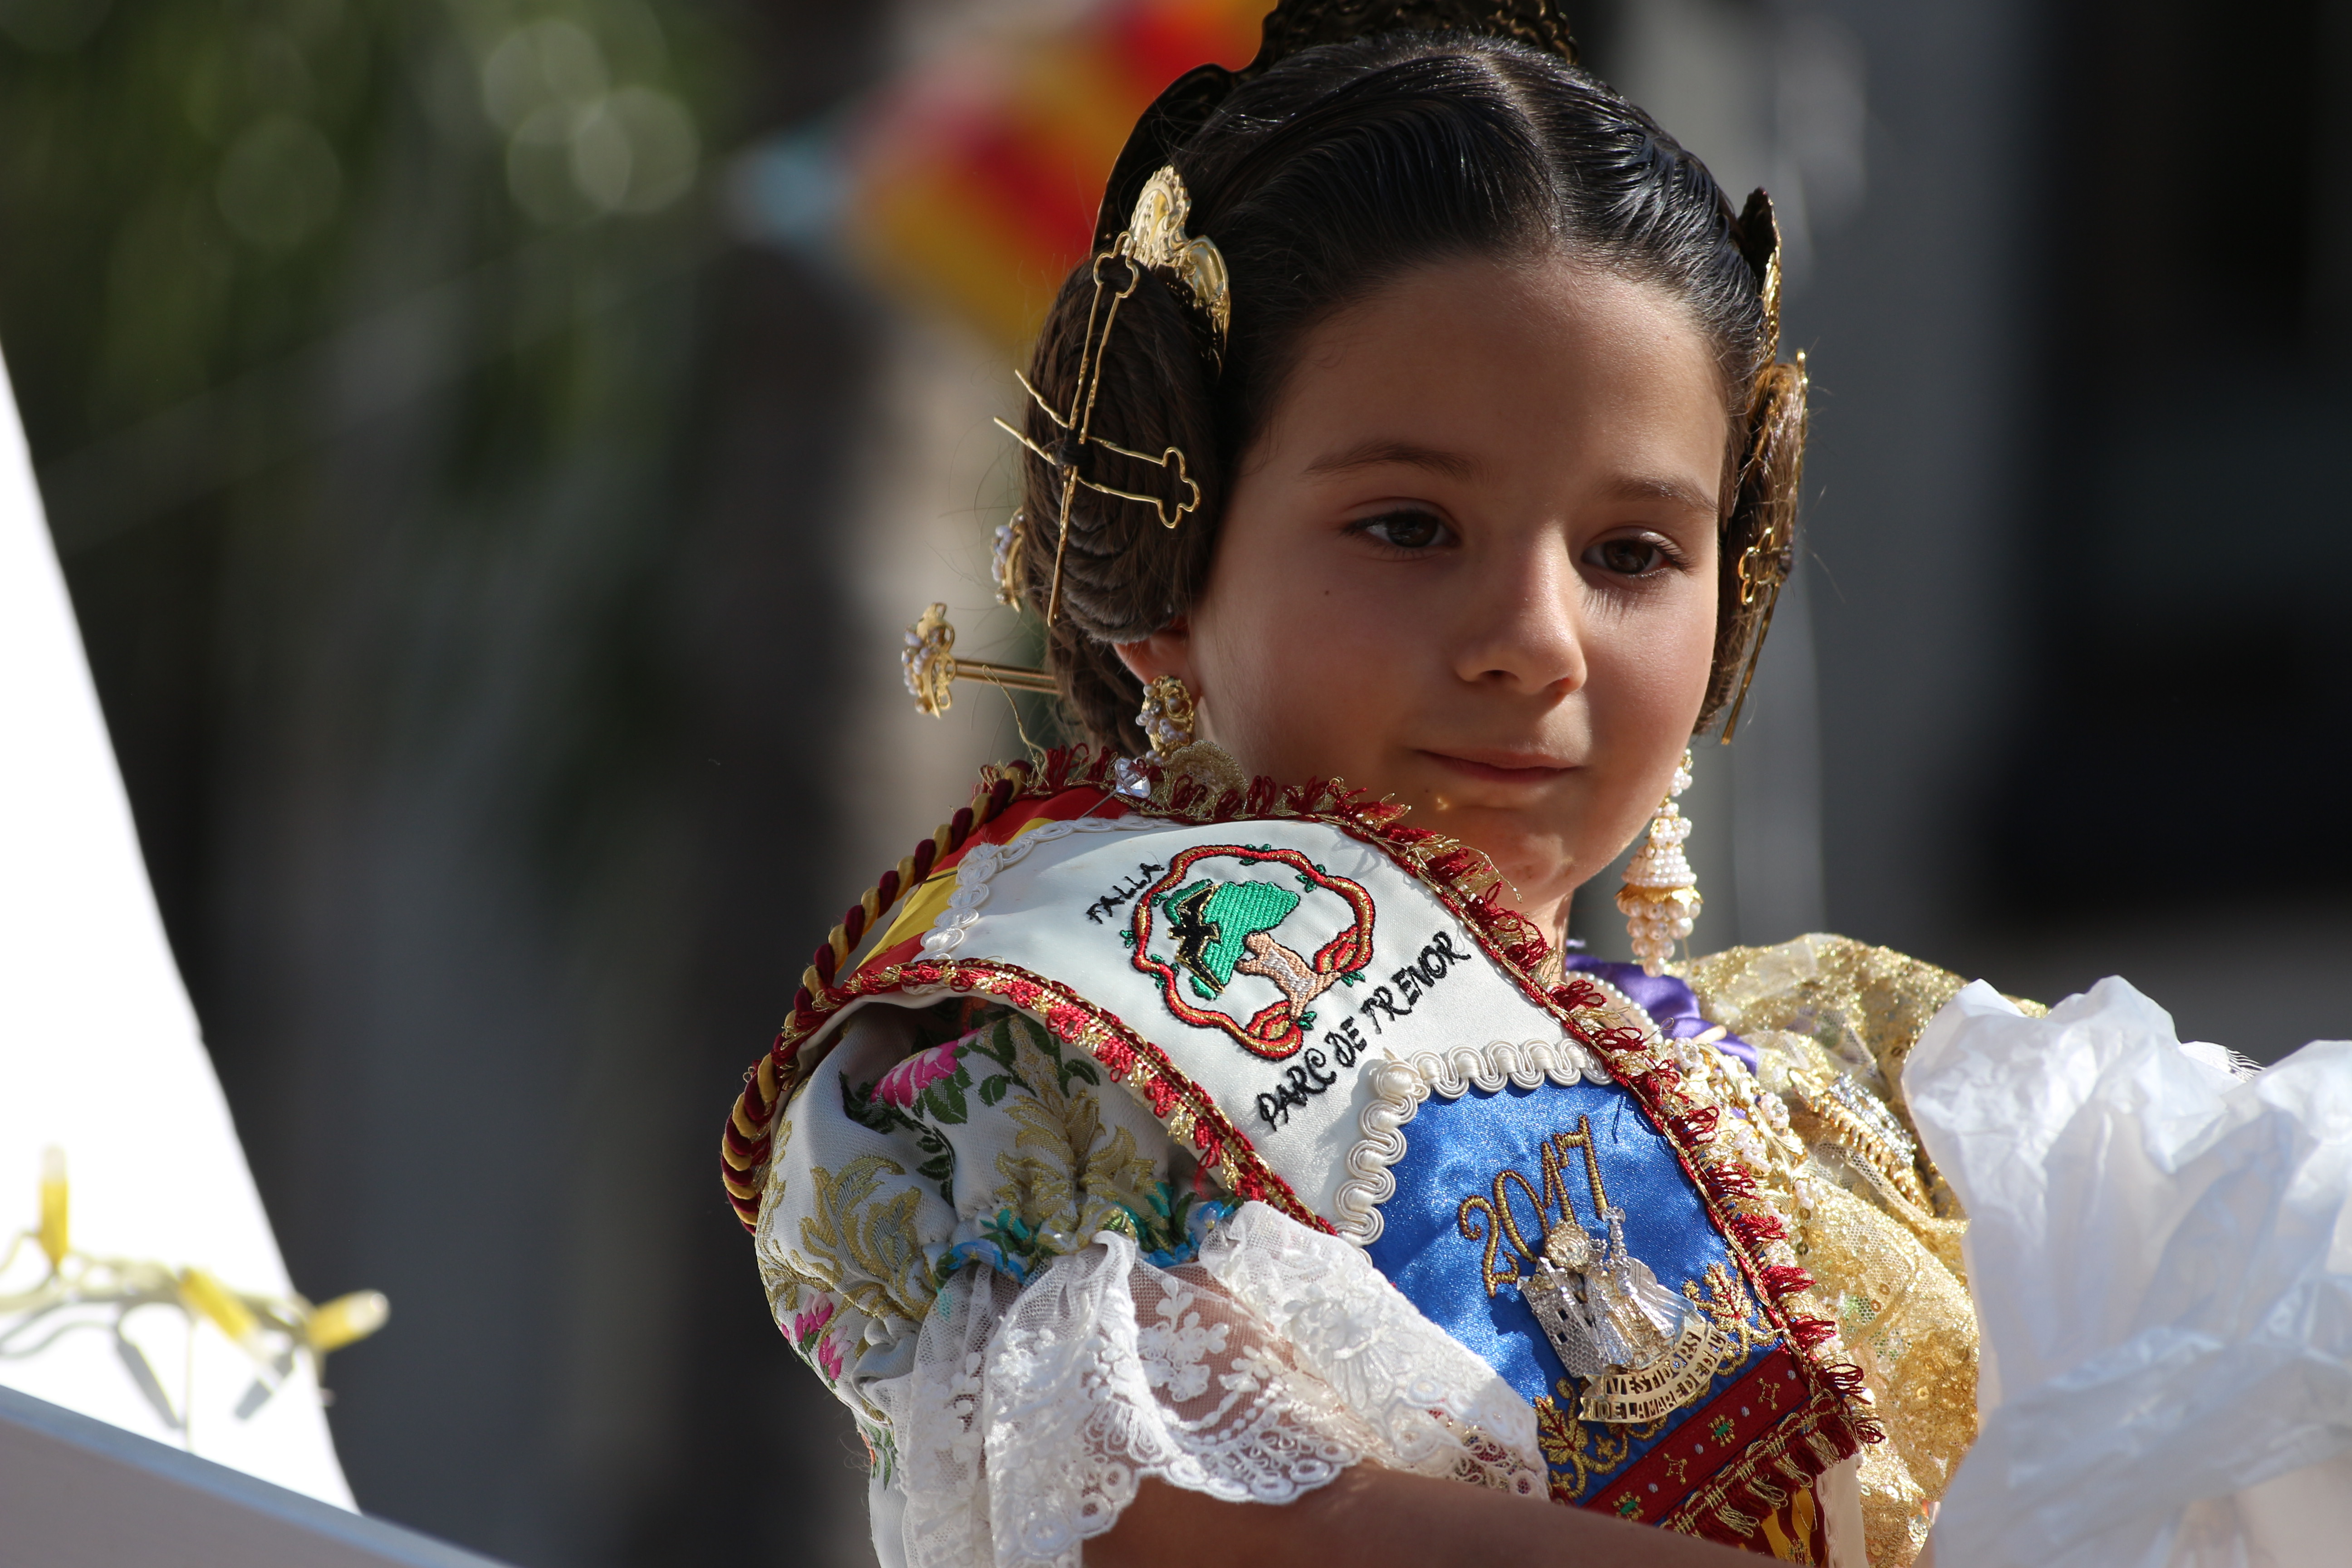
[757, 1004, 1540, 1568]
[870, 1201, 1542, 1568]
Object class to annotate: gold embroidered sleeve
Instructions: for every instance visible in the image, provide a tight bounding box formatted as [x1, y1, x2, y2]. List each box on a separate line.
[1686, 936, 2042, 1567]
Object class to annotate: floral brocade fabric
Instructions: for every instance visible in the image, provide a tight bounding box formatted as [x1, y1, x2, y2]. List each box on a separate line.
[1688, 934, 2038, 1567]
[758, 935, 2007, 1568]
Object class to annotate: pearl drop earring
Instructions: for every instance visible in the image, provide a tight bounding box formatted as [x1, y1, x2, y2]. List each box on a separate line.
[1617, 751, 1702, 976]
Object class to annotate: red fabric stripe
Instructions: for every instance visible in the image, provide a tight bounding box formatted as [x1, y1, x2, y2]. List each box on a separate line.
[1587, 1347, 1808, 1524]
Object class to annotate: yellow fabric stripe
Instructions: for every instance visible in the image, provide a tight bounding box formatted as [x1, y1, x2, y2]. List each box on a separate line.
[858, 814, 1062, 970]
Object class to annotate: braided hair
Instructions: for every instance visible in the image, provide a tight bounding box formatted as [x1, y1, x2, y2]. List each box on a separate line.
[1015, 33, 1803, 755]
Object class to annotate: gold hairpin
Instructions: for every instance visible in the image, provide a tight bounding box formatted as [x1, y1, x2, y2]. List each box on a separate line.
[902, 603, 1058, 718]
[993, 165, 1226, 626]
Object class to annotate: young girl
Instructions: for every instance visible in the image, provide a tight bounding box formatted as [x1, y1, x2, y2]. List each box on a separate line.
[729, 10, 1979, 1566]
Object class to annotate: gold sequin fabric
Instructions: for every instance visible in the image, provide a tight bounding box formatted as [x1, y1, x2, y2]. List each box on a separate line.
[1686, 936, 2037, 1567]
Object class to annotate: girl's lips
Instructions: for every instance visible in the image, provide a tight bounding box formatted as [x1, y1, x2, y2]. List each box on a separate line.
[1421, 750, 1577, 784]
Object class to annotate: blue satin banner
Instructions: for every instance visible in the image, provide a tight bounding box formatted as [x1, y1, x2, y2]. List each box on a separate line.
[1366, 1072, 1777, 1495]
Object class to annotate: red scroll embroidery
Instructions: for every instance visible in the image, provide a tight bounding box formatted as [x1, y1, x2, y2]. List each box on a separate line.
[1127, 843, 1376, 1060]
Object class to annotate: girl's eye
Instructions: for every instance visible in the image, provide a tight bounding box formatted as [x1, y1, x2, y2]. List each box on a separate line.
[1353, 510, 1451, 551]
[1587, 537, 1671, 578]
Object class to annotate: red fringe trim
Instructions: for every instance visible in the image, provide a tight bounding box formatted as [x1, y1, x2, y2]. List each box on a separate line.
[1627, 1066, 1684, 1104]
[1819, 1362, 1870, 1398]
[1590, 1024, 1649, 1054]
[1700, 1162, 1757, 1200]
[1669, 1107, 1720, 1144]
[1784, 1315, 1839, 1352]
[1426, 846, 1484, 882]
[1760, 1264, 1815, 1299]
[1552, 979, 1607, 1012]
[1727, 1210, 1788, 1250]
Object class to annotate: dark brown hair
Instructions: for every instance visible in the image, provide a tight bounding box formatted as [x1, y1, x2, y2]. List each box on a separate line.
[1015, 33, 1803, 755]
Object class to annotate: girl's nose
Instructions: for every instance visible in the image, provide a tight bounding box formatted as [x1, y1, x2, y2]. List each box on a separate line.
[1451, 534, 1586, 696]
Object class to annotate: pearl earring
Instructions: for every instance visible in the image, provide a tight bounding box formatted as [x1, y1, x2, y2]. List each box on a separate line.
[1617, 751, 1702, 976]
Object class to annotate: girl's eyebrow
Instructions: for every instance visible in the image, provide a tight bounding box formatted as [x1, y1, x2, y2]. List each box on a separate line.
[1602, 473, 1717, 518]
[1303, 438, 1482, 481]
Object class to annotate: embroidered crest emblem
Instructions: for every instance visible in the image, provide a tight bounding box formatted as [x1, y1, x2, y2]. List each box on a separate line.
[1127, 843, 1376, 1059]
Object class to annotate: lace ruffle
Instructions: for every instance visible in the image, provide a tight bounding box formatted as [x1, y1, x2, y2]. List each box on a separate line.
[872, 1201, 1542, 1568]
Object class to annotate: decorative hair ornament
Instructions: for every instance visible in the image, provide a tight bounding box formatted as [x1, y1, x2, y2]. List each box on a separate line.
[1617, 750, 1701, 975]
[995, 163, 1222, 628]
[1124, 167, 1231, 343]
[1135, 674, 1198, 757]
[902, 603, 1057, 717]
[1718, 189, 1806, 741]
[907, 169, 1231, 722]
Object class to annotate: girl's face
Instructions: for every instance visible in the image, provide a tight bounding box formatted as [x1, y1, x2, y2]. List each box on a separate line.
[1117, 253, 1728, 937]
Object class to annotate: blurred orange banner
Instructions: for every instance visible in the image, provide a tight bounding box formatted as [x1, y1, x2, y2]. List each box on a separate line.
[846, 0, 1268, 345]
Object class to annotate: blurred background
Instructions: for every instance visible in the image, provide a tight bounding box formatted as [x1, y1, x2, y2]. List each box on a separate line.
[0, 0, 2343, 1563]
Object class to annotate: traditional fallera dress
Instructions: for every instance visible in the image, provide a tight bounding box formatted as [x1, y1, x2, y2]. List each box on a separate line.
[725, 748, 2007, 1568]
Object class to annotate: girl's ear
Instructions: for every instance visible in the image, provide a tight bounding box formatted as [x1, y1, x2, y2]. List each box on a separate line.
[1112, 619, 1195, 691]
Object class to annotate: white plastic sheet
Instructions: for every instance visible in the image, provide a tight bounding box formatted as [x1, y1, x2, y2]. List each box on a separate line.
[0, 349, 354, 1504]
[1906, 978, 2352, 1568]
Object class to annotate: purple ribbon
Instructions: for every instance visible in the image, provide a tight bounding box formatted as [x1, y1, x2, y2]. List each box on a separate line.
[1561, 953, 1757, 1073]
